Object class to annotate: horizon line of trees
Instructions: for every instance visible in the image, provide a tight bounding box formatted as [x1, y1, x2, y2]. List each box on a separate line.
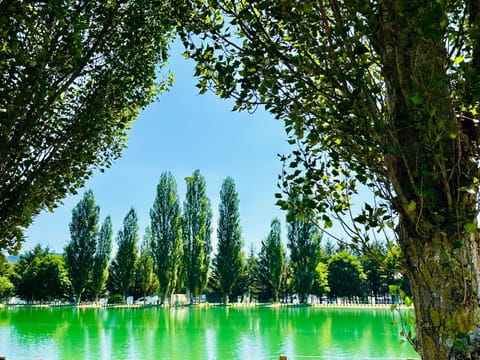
[0, 170, 410, 305]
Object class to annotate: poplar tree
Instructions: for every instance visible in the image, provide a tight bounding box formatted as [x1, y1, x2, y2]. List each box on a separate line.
[110, 208, 138, 300]
[64, 190, 98, 303]
[258, 218, 285, 303]
[137, 228, 158, 304]
[183, 170, 212, 303]
[212, 177, 243, 304]
[150, 172, 183, 304]
[287, 214, 322, 304]
[91, 216, 112, 303]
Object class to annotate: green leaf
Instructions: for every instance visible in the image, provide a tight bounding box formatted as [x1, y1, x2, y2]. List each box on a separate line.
[323, 215, 333, 228]
[464, 223, 477, 233]
[407, 201, 416, 212]
[389, 285, 398, 293]
[410, 94, 422, 105]
[453, 241, 463, 249]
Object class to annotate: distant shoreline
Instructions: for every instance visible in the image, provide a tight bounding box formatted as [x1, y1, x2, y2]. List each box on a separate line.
[0, 302, 411, 310]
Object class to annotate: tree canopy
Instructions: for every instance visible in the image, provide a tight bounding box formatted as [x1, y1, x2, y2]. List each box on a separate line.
[0, 0, 175, 252]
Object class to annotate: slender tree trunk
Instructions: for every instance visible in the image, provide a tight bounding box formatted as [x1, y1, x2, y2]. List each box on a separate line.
[187, 288, 193, 305]
[399, 223, 480, 359]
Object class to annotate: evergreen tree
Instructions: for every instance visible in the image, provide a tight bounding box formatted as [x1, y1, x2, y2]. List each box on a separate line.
[64, 190, 99, 303]
[137, 228, 158, 304]
[258, 218, 286, 302]
[91, 216, 113, 303]
[150, 172, 183, 304]
[183, 170, 212, 303]
[212, 177, 243, 304]
[110, 208, 138, 300]
[287, 213, 322, 304]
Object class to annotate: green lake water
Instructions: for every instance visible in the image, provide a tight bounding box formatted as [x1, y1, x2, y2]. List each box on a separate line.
[0, 306, 418, 360]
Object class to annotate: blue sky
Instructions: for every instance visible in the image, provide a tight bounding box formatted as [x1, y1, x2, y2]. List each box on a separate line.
[24, 43, 294, 254]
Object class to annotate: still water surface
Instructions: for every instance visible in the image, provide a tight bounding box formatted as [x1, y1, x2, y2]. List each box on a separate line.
[0, 306, 417, 359]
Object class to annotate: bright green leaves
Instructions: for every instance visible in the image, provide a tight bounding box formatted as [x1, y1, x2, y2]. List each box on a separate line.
[464, 223, 477, 233]
[389, 284, 416, 346]
[407, 201, 417, 213]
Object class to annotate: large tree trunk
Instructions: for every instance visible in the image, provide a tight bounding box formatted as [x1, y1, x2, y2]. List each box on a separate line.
[399, 223, 480, 359]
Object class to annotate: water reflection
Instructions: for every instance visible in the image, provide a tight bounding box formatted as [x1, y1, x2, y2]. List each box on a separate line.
[0, 306, 417, 360]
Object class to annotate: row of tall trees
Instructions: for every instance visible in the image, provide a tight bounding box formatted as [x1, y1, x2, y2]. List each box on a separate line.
[2, 235, 408, 305]
[2, 171, 408, 304]
[60, 170, 214, 304]
[234, 221, 409, 305]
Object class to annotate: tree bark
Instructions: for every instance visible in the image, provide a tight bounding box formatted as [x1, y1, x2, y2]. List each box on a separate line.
[399, 224, 480, 359]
